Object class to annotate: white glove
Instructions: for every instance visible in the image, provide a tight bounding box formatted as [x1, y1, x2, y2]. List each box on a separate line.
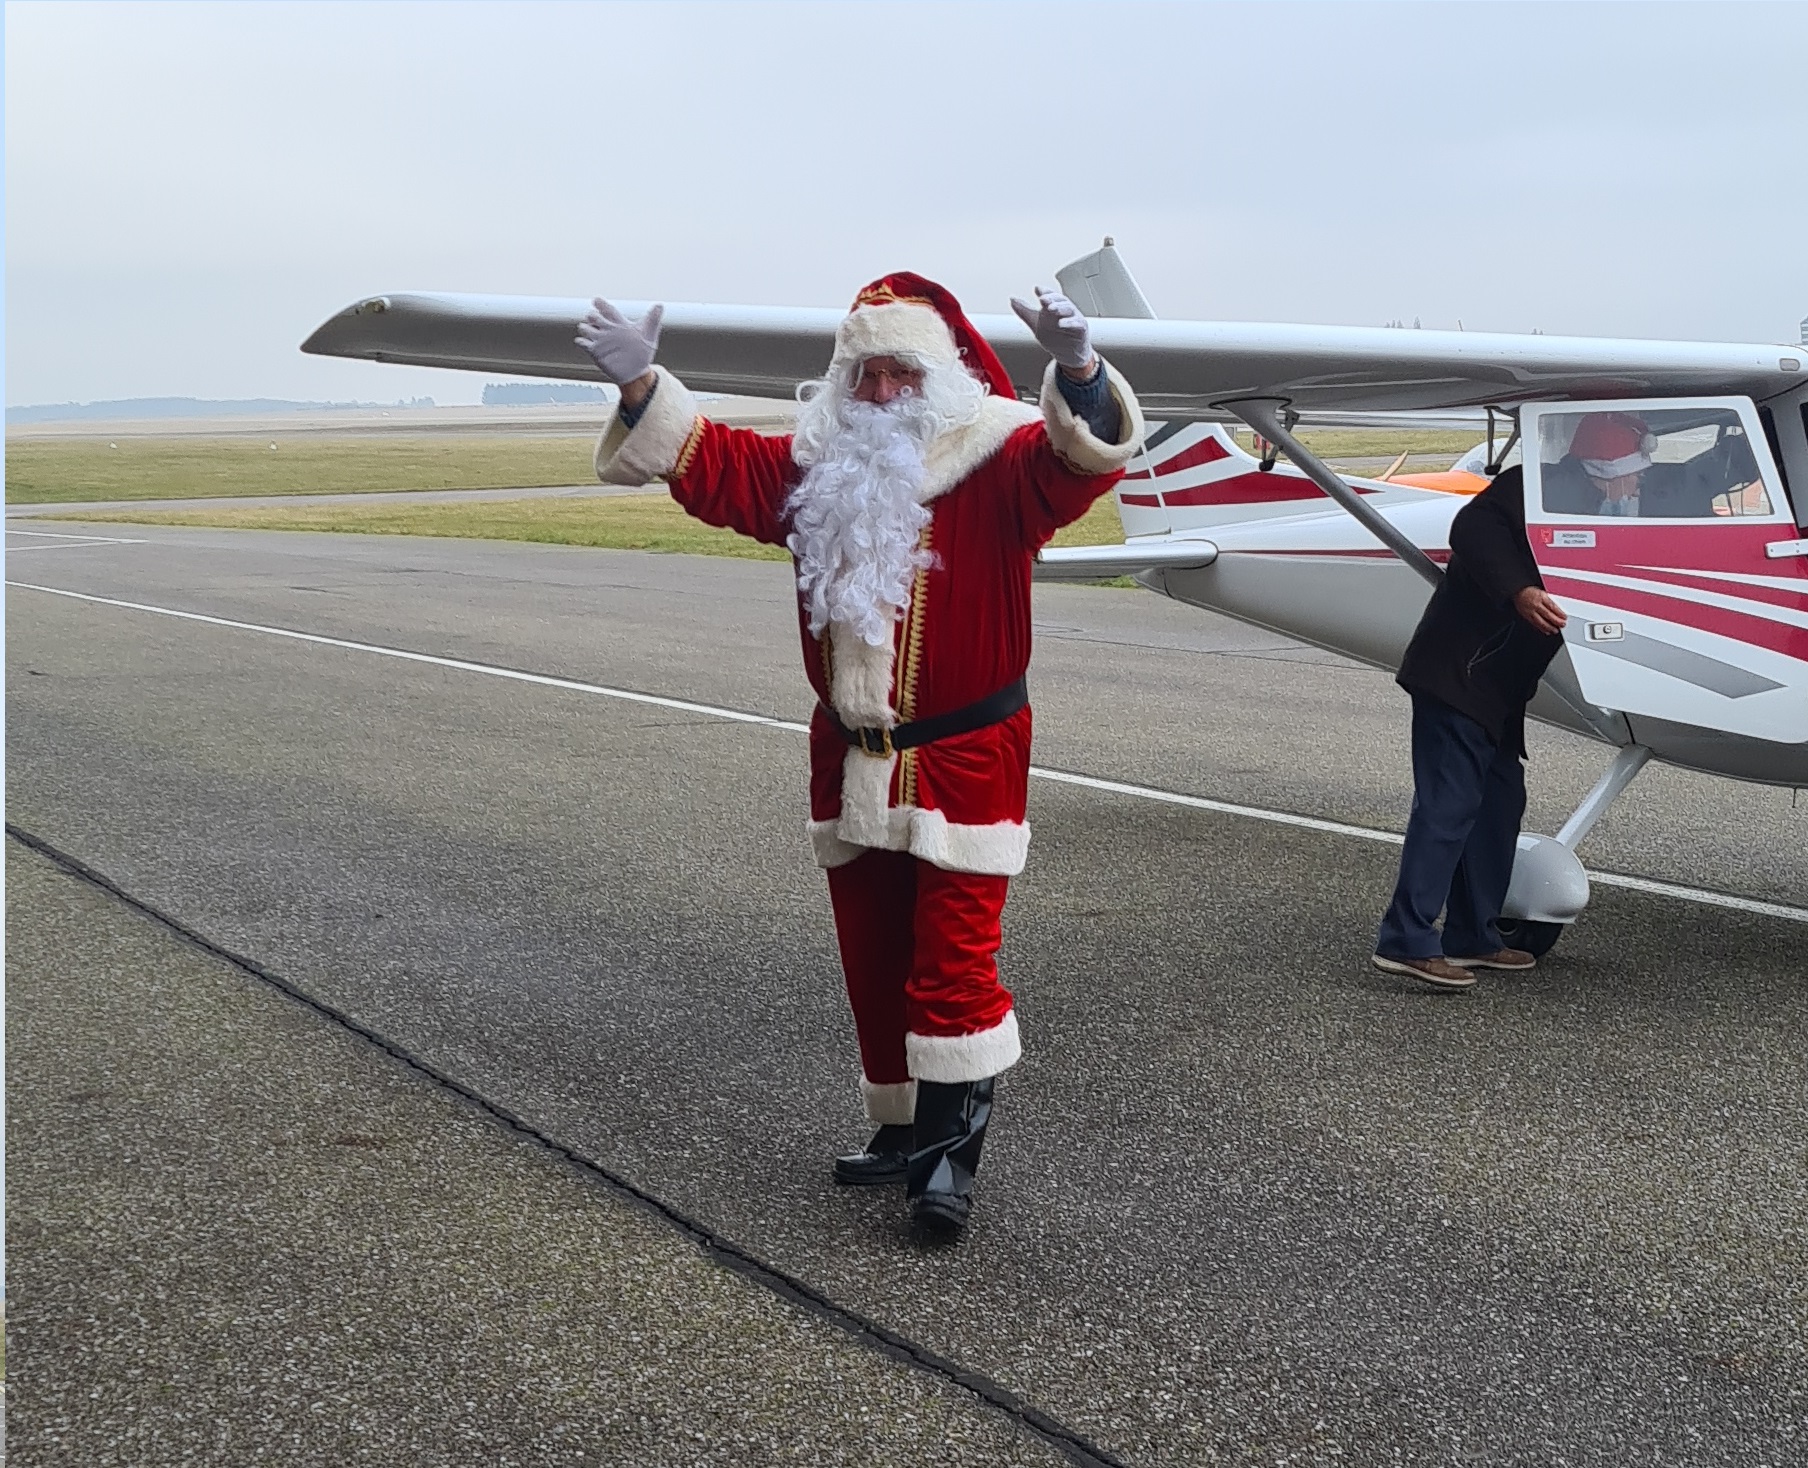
[1010, 286, 1094, 372]
[575, 298, 664, 386]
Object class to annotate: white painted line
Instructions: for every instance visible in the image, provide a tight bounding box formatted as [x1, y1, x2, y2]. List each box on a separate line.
[1576, 872, 1808, 924]
[11, 579, 1807, 927]
[1034, 767, 1807, 924]
[6, 530, 149, 547]
[7, 541, 152, 551]
[4, 581, 809, 734]
[1030, 766, 1404, 845]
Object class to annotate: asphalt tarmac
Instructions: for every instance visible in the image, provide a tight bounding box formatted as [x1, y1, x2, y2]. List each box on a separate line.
[7, 521, 1806, 1466]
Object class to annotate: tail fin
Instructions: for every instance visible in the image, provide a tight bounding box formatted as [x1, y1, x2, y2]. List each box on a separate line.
[1056, 238, 1156, 320]
[1114, 421, 1451, 537]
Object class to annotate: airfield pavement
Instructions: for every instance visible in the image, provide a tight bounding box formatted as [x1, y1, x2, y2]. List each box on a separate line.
[6, 519, 1806, 1466]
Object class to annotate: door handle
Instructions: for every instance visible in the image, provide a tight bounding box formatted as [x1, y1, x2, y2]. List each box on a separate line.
[1763, 537, 1808, 559]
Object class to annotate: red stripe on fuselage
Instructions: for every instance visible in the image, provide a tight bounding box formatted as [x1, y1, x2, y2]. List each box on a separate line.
[1594, 564, 1808, 613]
[1156, 471, 1381, 508]
[1541, 573, 1808, 663]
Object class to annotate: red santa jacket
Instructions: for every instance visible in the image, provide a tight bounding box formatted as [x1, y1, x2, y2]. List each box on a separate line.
[594, 361, 1145, 876]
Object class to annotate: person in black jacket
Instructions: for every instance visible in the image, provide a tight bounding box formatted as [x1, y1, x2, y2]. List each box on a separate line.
[1372, 466, 1567, 990]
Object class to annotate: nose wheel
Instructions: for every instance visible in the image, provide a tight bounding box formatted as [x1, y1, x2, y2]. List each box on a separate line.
[1495, 916, 1566, 958]
[1500, 743, 1653, 958]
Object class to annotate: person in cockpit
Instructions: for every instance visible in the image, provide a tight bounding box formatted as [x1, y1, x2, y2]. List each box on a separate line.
[1541, 412, 1656, 517]
[1542, 411, 1754, 519]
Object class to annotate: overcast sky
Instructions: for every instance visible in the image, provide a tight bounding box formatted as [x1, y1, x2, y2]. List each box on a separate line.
[6, 0, 1806, 407]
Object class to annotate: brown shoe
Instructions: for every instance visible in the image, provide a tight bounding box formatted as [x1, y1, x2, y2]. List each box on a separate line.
[1447, 949, 1536, 971]
[1371, 953, 1478, 990]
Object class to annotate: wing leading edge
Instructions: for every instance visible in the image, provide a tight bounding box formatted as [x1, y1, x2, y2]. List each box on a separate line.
[1032, 540, 1219, 582]
[301, 292, 1808, 415]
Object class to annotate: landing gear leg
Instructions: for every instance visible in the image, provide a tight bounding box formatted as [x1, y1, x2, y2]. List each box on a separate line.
[1501, 744, 1652, 956]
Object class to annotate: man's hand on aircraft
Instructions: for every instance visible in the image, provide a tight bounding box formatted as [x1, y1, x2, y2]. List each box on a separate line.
[1514, 586, 1568, 635]
[1011, 287, 1097, 377]
[576, 299, 664, 406]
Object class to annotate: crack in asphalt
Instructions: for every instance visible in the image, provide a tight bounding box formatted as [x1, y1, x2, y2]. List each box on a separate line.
[6, 821, 1131, 1468]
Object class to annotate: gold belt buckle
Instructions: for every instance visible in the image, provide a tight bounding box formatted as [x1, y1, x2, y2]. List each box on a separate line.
[856, 725, 894, 758]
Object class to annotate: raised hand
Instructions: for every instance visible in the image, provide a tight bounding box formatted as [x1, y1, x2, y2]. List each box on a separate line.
[575, 298, 664, 386]
[1010, 286, 1095, 374]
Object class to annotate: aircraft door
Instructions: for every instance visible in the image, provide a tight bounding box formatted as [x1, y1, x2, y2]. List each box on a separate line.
[1523, 397, 1808, 745]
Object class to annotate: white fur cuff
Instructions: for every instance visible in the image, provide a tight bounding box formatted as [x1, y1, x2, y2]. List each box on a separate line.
[1040, 356, 1145, 476]
[594, 366, 702, 485]
[907, 1009, 1022, 1083]
[861, 1077, 918, 1126]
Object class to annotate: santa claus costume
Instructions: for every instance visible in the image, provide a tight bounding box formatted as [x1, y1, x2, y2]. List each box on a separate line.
[587, 274, 1144, 1235]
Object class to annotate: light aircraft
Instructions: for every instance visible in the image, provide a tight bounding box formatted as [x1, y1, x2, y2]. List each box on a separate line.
[301, 243, 1808, 954]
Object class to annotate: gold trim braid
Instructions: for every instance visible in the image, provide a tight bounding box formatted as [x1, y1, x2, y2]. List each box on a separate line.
[854, 284, 934, 309]
[896, 524, 933, 806]
[666, 416, 707, 481]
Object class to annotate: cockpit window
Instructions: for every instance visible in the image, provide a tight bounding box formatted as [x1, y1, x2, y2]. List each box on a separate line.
[1538, 407, 1772, 519]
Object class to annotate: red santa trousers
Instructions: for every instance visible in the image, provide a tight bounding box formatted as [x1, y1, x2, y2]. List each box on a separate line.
[826, 848, 1014, 1111]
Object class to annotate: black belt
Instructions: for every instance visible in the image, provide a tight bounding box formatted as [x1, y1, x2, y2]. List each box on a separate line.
[825, 676, 1027, 758]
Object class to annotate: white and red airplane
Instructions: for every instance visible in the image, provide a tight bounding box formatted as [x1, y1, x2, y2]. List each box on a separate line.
[301, 243, 1808, 952]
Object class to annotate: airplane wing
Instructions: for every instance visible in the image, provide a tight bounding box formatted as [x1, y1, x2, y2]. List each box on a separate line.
[301, 291, 1808, 417]
[1032, 540, 1219, 582]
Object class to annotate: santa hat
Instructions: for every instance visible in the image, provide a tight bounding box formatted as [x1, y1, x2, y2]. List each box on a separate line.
[828, 272, 1017, 399]
[1571, 411, 1656, 480]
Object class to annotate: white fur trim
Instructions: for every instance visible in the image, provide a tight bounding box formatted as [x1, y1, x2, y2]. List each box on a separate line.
[1039, 356, 1145, 477]
[907, 1009, 1022, 1083]
[809, 820, 869, 868]
[836, 747, 897, 848]
[829, 302, 958, 385]
[806, 806, 1030, 876]
[918, 395, 1041, 504]
[861, 1078, 917, 1126]
[593, 367, 701, 486]
[827, 622, 895, 726]
[904, 807, 1029, 875]
[1581, 452, 1652, 480]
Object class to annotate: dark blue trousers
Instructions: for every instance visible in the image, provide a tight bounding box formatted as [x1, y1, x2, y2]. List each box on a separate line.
[1375, 694, 1527, 960]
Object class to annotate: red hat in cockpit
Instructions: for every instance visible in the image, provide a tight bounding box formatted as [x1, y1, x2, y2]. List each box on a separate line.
[1570, 412, 1656, 480]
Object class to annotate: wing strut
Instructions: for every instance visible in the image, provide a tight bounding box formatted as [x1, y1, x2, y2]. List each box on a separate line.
[1221, 398, 1444, 587]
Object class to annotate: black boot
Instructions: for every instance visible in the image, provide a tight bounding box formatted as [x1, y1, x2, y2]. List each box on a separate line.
[906, 1078, 994, 1239]
[833, 1123, 913, 1186]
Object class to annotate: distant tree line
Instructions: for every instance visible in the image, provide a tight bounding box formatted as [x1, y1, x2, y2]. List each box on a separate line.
[6, 396, 435, 425]
[483, 382, 609, 406]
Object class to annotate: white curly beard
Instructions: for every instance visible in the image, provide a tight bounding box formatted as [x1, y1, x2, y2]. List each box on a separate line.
[785, 395, 940, 647]
[785, 360, 986, 648]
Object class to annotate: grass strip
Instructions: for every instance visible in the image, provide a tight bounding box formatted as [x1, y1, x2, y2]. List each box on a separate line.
[1287, 428, 1483, 459]
[5, 435, 602, 504]
[7, 427, 1481, 506]
[52, 493, 789, 560]
[48, 488, 1132, 559]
